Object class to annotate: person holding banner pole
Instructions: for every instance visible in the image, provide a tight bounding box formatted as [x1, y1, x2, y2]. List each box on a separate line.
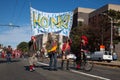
[28, 36, 38, 72]
[31, 36, 37, 51]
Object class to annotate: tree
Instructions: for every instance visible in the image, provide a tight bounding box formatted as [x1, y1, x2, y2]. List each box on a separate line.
[108, 9, 120, 21]
[107, 9, 120, 42]
[17, 42, 28, 53]
[70, 25, 92, 54]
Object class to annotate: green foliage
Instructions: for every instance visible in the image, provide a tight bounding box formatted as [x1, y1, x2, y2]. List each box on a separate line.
[108, 9, 120, 27]
[99, 10, 120, 46]
[108, 9, 120, 44]
[108, 9, 120, 20]
[17, 42, 28, 52]
[70, 25, 90, 53]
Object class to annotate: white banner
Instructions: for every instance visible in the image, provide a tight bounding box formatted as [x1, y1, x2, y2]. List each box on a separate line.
[30, 7, 73, 36]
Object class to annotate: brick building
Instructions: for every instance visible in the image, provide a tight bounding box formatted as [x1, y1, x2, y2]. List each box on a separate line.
[89, 4, 120, 59]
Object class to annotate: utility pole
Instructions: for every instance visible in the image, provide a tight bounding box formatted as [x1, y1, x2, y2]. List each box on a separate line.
[100, 13, 113, 54]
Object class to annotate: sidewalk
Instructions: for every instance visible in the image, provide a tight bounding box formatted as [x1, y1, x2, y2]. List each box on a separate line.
[94, 61, 120, 68]
[58, 58, 120, 68]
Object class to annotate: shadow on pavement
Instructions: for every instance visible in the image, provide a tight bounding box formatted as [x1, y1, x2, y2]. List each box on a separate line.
[24, 65, 50, 71]
[38, 65, 50, 70]
[24, 66, 30, 71]
[0, 59, 20, 64]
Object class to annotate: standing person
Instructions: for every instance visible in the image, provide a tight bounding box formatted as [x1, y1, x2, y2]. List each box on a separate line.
[2, 47, 7, 58]
[0, 45, 3, 58]
[61, 38, 72, 70]
[1, 49, 6, 58]
[40, 47, 45, 61]
[36, 50, 40, 61]
[76, 35, 89, 69]
[46, 33, 58, 71]
[6, 45, 12, 63]
[47, 38, 58, 71]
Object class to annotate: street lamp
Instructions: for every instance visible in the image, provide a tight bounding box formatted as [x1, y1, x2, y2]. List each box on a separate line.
[100, 13, 113, 54]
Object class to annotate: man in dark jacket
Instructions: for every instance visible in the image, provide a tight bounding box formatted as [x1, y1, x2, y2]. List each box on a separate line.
[6, 45, 12, 63]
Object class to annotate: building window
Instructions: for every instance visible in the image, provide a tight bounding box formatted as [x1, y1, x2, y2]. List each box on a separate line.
[77, 18, 84, 26]
[78, 21, 83, 26]
[118, 27, 120, 36]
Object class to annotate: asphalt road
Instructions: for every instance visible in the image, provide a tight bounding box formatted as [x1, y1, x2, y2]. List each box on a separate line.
[0, 58, 47, 80]
[0, 58, 120, 80]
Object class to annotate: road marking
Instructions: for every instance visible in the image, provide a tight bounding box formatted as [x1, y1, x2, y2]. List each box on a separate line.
[37, 62, 49, 66]
[37, 62, 111, 80]
[70, 69, 111, 80]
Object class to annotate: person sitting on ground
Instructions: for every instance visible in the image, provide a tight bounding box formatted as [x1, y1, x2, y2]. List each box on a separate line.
[28, 51, 38, 72]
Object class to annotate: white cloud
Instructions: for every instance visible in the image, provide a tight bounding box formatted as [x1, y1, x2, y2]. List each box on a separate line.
[0, 26, 32, 49]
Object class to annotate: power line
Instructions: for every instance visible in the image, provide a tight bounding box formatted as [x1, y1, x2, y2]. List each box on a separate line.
[0, 24, 20, 27]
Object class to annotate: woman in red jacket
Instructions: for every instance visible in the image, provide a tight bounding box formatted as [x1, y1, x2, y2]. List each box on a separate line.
[61, 38, 72, 70]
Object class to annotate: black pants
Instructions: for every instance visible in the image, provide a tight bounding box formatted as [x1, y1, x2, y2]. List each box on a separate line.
[76, 52, 86, 65]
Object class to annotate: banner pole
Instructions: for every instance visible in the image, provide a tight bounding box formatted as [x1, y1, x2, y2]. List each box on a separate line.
[29, 1, 36, 51]
[29, 1, 32, 36]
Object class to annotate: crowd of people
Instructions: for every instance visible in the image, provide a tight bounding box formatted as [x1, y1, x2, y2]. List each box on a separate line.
[0, 45, 22, 62]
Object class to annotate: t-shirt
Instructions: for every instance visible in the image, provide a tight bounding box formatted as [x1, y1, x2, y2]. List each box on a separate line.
[7, 48, 12, 54]
[0, 48, 3, 54]
[0, 48, 3, 52]
[62, 43, 70, 52]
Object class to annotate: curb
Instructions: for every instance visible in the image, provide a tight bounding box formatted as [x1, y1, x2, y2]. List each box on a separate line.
[94, 61, 120, 68]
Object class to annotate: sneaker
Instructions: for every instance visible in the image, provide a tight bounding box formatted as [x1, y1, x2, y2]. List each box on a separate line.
[53, 69, 58, 71]
[61, 67, 64, 70]
[76, 68, 80, 70]
[32, 67, 35, 71]
[48, 68, 52, 71]
[66, 68, 70, 70]
[76, 65, 80, 70]
[30, 69, 33, 72]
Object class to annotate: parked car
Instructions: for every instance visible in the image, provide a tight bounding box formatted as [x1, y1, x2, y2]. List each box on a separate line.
[67, 53, 76, 60]
[112, 52, 118, 61]
[91, 51, 113, 62]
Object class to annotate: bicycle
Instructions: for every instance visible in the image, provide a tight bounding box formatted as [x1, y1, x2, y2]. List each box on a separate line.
[73, 51, 93, 72]
[79, 51, 94, 71]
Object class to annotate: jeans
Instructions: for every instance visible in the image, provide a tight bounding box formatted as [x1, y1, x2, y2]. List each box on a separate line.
[6, 53, 11, 62]
[49, 52, 57, 69]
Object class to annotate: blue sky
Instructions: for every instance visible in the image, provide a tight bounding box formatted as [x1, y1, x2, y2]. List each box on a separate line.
[0, 0, 120, 49]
